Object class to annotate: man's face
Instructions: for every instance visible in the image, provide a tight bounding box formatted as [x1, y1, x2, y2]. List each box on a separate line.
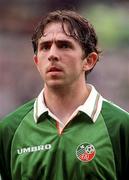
[34, 22, 88, 89]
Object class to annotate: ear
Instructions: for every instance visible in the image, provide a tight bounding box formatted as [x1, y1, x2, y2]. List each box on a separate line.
[83, 52, 98, 71]
[33, 54, 39, 65]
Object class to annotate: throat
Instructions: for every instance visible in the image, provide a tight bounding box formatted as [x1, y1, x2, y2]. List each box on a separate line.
[44, 85, 91, 124]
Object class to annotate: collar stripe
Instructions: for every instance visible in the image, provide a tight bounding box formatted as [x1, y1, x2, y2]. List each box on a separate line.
[35, 98, 38, 121]
[91, 93, 100, 120]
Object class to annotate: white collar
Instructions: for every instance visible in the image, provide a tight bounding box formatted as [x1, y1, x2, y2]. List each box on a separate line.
[33, 84, 103, 123]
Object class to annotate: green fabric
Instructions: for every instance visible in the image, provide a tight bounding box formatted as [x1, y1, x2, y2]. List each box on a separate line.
[0, 100, 35, 180]
[102, 101, 129, 180]
[0, 99, 129, 180]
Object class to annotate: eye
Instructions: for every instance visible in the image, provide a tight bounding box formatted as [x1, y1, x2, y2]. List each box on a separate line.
[60, 43, 69, 49]
[58, 41, 72, 49]
[39, 42, 51, 51]
[43, 45, 50, 50]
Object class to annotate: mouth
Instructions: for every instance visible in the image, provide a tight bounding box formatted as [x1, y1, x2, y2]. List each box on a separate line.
[47, 66, 62, 73]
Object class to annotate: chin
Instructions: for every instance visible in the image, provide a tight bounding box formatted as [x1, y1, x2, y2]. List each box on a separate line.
[46, 81, 65, 89]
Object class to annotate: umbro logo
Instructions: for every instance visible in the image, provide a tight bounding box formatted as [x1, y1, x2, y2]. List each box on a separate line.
[17, 144, 51, 155]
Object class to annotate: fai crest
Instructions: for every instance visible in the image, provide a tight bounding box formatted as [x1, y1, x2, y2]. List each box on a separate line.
[76, 143, 96, 162]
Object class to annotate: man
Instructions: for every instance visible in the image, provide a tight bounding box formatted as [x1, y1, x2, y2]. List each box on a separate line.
[0, 10, 129, 180]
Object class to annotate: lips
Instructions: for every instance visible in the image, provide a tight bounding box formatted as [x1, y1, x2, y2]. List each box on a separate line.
[47, 66, 62, 73]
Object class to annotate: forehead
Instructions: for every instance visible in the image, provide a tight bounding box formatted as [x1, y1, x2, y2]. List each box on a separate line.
[39, 22, 75, 42]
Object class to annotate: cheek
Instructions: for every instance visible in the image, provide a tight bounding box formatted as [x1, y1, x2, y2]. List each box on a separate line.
[66, 61, 82, 74]
[38, 62, 46, 71]
[36, 60, 45, 74]
[37, 51, 48, 61]
[37, 65, 46, 80]
[34, 54, 49, 78]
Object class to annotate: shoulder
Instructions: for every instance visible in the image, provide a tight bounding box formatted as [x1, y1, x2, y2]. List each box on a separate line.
[0, 99, 35, 178]
[0, 99, 35, 135]
[101, 99, 129, 125]
[101, 99, 129, 137]
[101, 99, 129, 148]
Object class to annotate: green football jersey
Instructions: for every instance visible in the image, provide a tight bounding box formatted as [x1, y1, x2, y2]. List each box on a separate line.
[0, 99, 129, 180]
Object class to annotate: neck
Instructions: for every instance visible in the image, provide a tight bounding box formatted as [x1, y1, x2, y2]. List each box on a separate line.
[43, 82, 91, 123]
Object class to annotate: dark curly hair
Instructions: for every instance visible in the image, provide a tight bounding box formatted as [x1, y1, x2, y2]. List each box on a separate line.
[32, 10, 100, 62]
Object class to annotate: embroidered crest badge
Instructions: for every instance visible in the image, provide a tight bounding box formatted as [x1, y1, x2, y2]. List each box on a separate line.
[76, 142, 96, 162]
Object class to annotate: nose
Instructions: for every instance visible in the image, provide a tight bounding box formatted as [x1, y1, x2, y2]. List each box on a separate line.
[48, 44, 59, 62]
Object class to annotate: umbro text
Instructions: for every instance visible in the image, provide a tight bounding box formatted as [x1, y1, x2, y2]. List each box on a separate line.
[17, 144, 51, 154]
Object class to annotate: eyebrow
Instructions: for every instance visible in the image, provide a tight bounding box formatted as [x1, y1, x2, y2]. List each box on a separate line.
[39, 39, 74, 46]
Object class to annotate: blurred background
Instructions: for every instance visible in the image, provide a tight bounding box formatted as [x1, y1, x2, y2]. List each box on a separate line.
[0, 0, 129, 119]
